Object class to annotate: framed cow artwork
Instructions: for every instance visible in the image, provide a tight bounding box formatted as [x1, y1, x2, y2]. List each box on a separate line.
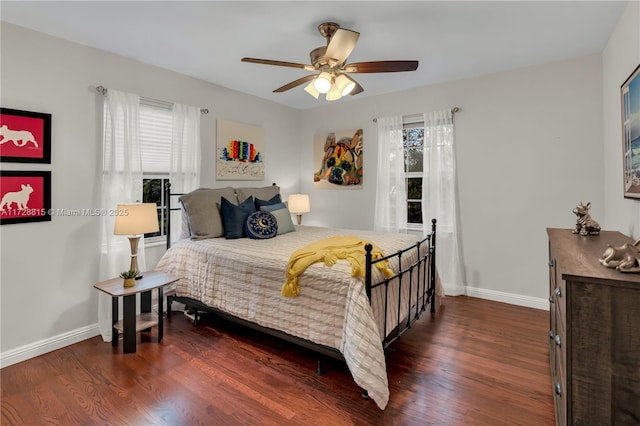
[314, 128, 363, 189]
[0, 108, 52, 164]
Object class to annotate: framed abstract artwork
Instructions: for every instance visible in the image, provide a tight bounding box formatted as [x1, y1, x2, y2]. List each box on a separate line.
[0, 108, 52, 164]
[0, 170, 52, 225]
[621, 64, 640, 199]
[313, 128, 363, 189]
[216, 119, 265, 181]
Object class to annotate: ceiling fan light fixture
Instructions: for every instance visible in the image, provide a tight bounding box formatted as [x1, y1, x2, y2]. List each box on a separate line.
[304, 81, 320, 99]
[314, 71, 332, 94]
[241, 22, 418, 101]
[326, 85, 343, 101]
[334, 74, 356, 96]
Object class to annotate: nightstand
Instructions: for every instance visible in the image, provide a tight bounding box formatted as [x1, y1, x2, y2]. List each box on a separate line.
[94, 271, 179, 354]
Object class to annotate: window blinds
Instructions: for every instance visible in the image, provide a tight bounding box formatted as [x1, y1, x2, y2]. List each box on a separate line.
[140, 99, 172, 174]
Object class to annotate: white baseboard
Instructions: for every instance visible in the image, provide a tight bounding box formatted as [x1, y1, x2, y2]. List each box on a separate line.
[464, 286, 549, 311]
[0, 324, 100, 369]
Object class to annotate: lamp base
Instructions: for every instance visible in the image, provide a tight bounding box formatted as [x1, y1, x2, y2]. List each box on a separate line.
[128, 236, 143, 280]
[296, 214, 302, 225]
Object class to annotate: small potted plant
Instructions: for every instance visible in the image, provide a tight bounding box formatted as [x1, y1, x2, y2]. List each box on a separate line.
[119, 269, 138, 288]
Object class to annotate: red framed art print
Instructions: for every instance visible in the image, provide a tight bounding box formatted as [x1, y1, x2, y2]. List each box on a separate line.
[0, 108, 51, 164]
[0, 171, 51, 225]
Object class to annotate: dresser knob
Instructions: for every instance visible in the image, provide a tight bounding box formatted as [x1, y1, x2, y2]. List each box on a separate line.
[548, 260, 555, 267]
[555, 335, 561, 347]
[549, 296, 555, 304]
[549, 330, 555, 339]
[554, 288, 562, 297]
[555, 383, 562, 396]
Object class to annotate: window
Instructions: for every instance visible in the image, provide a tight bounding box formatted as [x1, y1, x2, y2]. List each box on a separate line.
[403, 123, 424, 228]
[142, 176, 169, 238]
[140, 100, 172, 241]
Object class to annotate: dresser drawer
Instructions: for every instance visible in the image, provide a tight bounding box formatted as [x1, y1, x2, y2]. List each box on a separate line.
[549, 308, 557, 377]
[554, 324, 566, 385]
[548, 251, 566, 327]
[552, 273, 566, 331]
[548, 251, 557, 296]
[549, 328, 557, 378]
[553, 346, 567, 426]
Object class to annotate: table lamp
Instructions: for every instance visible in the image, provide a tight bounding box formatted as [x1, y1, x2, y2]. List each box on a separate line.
[113, 202, 159, 279]
[288, 194, 311, 225]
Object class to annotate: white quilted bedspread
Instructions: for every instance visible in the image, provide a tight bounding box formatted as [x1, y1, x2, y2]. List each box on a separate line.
[155, 225, 434, 409]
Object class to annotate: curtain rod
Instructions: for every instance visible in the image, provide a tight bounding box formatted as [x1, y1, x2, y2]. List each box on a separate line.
[95, 85, 209, 114]
[372, 107, 460, 123]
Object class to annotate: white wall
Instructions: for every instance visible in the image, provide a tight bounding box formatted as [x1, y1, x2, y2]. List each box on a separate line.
[299, 55, 604, 306]
[0, 23, 301, 365]
[3, 2, 638, 365]
[603, 0, 640, 238]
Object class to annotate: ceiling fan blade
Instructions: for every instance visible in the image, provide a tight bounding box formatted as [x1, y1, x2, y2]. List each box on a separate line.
[242, 57, 311, 70]
[343, 60, 419, 73]
[273, 74, 317, 93]
[325, 28, 360, 66]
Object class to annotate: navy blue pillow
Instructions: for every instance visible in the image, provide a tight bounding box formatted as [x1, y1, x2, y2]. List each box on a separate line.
[244, 211, 278, 239]
[260, 202, 286, 212]
[254, 194, 282, 210]
[220, 196, 255, 239]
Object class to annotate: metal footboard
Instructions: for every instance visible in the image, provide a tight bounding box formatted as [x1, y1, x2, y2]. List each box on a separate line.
[365, 219, 436, 349]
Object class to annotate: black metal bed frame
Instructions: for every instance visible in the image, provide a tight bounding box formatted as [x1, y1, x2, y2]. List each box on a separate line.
[162, 182, 437, 372]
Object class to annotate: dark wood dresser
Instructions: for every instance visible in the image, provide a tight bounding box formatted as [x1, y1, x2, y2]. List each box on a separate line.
[547, 228, 640, 425]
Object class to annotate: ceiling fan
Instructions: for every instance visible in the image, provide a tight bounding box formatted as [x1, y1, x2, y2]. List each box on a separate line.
[241, 22, 419, 101]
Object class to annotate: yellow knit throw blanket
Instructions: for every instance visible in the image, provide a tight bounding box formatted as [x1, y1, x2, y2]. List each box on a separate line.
[282, 235, 395, 297]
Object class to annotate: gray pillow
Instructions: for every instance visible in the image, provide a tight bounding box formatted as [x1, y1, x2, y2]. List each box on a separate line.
[179, 208, 191, 240]
[179, 187, 237, 239]
[235, 185, 280, 203]
[261, 205, 296, 235]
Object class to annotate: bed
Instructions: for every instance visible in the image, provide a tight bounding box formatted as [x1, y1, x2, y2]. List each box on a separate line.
[154, 183, 440, 409]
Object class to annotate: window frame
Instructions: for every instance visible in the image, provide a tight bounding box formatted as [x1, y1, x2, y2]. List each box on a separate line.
[139, 98, 173, 242]
[403, 120, 425, 231]
[142, 174, 170, 245]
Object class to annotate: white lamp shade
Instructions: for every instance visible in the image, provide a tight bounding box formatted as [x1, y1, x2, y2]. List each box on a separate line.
[304, 81, 320, 99]
[113, 203, 159, 235]
[313, 72, 332, 94]
[326, 85, 343, 101]
[335, 74, 356, 96]
[288, 194, 311, 214]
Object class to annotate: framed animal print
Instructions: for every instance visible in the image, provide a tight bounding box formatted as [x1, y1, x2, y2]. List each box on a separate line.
[0, 108, 52, 164]
[0, 170, 51, 225]
[621, 64, 640, 199]
[314, 128, 363, 189]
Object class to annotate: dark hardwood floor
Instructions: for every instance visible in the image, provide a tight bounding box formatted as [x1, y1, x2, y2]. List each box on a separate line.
[1, 296, 554, 425]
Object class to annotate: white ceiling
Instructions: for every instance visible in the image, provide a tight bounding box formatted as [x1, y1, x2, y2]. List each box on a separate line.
[0, 1, 628, 110]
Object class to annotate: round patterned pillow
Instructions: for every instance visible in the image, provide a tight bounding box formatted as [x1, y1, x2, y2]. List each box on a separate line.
[244, 210, 278, 239]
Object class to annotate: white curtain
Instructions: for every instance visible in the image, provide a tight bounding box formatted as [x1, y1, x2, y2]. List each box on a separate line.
[169, 103, 201, 244]
[374, 116, 407, 233]
[422, 110, 466, 295]
[98, 89, 144, 341]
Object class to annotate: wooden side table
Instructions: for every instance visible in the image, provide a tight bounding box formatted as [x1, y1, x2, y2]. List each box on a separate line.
[94, 271, 179, 354]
